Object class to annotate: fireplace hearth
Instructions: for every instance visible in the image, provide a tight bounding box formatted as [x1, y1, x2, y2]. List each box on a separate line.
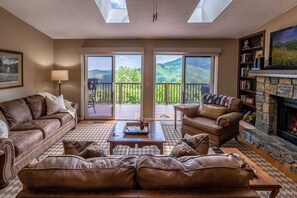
[278, 98, 297, 146]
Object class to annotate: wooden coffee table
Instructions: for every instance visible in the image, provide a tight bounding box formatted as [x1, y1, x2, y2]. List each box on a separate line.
[221, 148, 282, 198]
[107, 121, 166, 155]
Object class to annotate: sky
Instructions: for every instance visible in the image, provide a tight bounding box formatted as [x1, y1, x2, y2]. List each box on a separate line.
[88, 54, 183, 71]
[111, 0, 127, 9]
[88, 55, 141, 71]
[156, 55, 182, 64]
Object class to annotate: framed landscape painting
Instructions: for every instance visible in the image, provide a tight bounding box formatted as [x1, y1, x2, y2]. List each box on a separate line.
[0, 50, 23, 89]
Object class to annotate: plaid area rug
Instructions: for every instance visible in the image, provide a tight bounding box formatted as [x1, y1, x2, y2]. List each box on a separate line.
[0, 123, 296, 198]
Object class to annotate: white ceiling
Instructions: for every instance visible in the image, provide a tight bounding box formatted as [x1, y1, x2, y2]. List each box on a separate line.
[1, 0, 297, 39]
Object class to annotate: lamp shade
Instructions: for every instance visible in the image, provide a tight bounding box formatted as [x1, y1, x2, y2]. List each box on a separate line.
[51, 70, 69, 81]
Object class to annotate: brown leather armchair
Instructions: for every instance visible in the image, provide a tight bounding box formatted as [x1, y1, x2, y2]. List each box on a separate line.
[181, 94, 243, 147]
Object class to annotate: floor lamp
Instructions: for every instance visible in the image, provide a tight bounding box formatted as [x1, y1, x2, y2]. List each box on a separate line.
[51, 70, 69, 96]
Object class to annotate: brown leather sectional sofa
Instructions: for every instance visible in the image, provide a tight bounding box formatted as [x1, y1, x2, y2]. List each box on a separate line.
[17, 154, 259, 198]
[0, 94, 78, 188]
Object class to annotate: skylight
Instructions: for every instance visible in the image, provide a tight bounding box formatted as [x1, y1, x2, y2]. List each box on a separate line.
[188, 0, 233, 23]
[95, 0, 129, 23]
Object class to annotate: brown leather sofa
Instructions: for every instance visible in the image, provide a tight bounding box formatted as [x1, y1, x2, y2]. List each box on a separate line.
[181, 94, 243, 147]
[0, 94, 78, 188]
[17, 154, 259, 198]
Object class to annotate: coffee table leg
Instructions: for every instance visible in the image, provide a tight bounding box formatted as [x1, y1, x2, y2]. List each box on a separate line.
[157, 144, 163, 154]
[110, 143, 114, 155]
[269, 188, 280, 198]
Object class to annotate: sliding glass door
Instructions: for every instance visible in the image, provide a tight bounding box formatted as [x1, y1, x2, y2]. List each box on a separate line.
[154, 55, 183, 120]
[115, 55, 142, 119]
[183, 56, 212, 104]
[154, 55, 213, 120]
[85, 54, 143, 120]
[85, 56, 114, 119]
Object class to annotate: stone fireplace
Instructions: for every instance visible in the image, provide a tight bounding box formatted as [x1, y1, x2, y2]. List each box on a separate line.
[255, 76, 297, 137]
[241, 70, 297, 174]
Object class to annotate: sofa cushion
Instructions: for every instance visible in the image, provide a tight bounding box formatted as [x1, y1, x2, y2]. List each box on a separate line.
[9, 130, 43, 157]
[137, 154, 254, 190]
[19, 156, 137, 190]
[63, 140, 107, 158]
[39, 112, 72, 126]
[15, 119, 61, 138]
[25, 95, 46, 119]
[229, 98, 242, 113]
[183, 116, 223, 136]
[0, 99, 33, 130]
[198, 104, 227, 120]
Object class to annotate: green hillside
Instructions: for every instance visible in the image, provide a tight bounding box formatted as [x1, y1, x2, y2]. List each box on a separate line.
[156, 58, 210, 83]
[88, 57, 211, 83]
[88, 69, 112, 82]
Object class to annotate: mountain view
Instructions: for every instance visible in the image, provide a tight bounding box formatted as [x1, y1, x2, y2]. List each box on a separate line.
[88, 57, 211, 83]
[156, 58, 210, 83]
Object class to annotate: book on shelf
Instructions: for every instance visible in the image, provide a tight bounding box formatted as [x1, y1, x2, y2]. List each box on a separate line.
[240, 53, 252, 63]
[241, 68, 249, 77]
[240, 80, 252, 90]
[240, 95, 247, 102]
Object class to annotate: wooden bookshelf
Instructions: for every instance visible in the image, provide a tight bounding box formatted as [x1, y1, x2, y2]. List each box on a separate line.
[238, 31, 265, 126]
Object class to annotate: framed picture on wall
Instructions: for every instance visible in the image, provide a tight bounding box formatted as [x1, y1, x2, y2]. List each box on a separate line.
[0, 49, 23, 89]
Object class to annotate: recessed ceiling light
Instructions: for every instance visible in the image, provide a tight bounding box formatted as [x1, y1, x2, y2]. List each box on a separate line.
[188, 0, 233, 23]
[95, 0, 130, 23]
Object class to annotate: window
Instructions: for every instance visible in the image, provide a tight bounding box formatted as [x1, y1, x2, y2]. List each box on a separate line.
[95, 0, 129, 23]
[188, 0, 233, 23]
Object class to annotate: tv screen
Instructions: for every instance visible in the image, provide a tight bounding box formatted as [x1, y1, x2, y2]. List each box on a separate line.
[269, 26, 297, 69]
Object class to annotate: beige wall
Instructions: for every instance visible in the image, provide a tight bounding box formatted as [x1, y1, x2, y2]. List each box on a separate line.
[0, 8, 54, 102]
[54, 39, 238, 118]
[252, 5, 297, 61]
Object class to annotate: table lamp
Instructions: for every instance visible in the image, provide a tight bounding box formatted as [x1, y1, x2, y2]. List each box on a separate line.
[51, 70, 69, 95]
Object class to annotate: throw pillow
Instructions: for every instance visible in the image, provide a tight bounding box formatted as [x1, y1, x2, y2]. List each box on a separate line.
[171, 133, 209, 158]
[198, 104, 227, 120]
[184, 133, 209, 155]
[0, 120, 9, 138]
[63, 140, 107, 158]
[45, 95, 67, 115]
[170, 140, 199, 158]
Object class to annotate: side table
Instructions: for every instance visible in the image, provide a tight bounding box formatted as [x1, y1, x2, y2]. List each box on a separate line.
[173, 104, 190, 130]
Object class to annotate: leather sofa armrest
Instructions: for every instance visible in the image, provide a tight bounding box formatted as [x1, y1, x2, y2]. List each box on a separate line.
[216, 112, 243, 127]
[0, 138, 15, 188]
[183, 105, 200, 118]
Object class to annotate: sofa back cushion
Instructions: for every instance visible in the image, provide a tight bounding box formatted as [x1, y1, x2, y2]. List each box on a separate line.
[25, 95, 46, 119]
[137, 154, 254, 190]
[0, 99, 33, 130]
[229, 98, 242, 112]
[19, 156, 137, 190]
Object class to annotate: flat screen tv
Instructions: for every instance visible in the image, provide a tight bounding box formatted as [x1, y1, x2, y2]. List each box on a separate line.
[268, 25, 297, 69]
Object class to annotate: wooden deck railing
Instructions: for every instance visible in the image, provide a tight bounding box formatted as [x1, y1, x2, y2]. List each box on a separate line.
[90, 82, 209, 104]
